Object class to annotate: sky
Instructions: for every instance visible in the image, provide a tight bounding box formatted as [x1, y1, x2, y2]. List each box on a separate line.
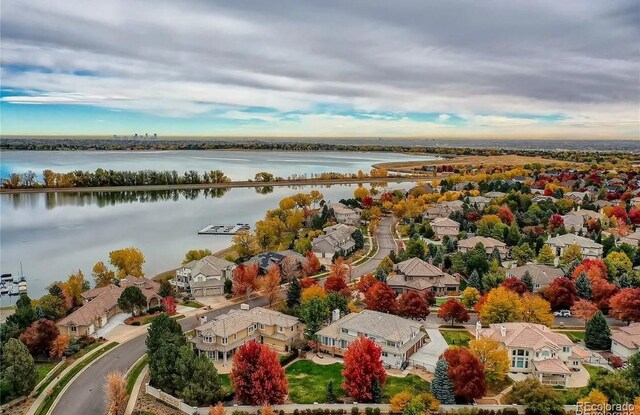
[1, 1, 638, 139]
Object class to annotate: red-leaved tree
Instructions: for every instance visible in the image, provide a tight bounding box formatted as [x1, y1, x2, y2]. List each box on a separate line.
[356, 274, 378, 294]
[570, 299, 599, 327]
[302, 251, 321, 276]
[591, 277, 619, 311]
[443, 347, 487, 403]
[423, 289, 437, 306]
[548, 214, 564, 232]
[161, 296, 177, 315]
[543, 278, 578, 311]
[629, 207, 640, 225]
[230, 340, 288, 405]
[324, 275, 349, 294]
[437, 299, 470, 326]
[572, 259, 608, 281]
[498, 205, 515, 225]
[608, 288, 640, 323]
[19, 318, 60, 356]
[232, 263, 259, 299]
[342, 336, 387, 402]
[299, 276, 318, 289]
[398, 291, 430, 320]
[364, 282, 398, 314]
[501, 277, 529, 295]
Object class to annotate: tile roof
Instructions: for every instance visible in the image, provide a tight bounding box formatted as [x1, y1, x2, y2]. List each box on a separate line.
[533, 358, 572, 374]
[395, 257, 444, 278]
[458, 236, 506, 249]
[545, 234, 603, 249]
[185, 255, 235, 278]
[611, 323, 640, 350]
[481, 323, 573, 351]
[430, 217, 460, 228]
[506, 264, 564, 288]
[195, 307, 299, 338]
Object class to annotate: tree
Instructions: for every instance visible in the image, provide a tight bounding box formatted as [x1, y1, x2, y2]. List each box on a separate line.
[437, 299, 470, 326]
[49, 334, 70, 359]
[498, 204, 515, 225]
[326, 291, 349, 316]
[398, 291, 430, 320]
[502, 277, 528, 295]
[117, 286, 148, 316]
[280, 255, 302, 281]
[329, 257, 350, 280]
[104, 371, 128, 415]
[570, 299, 599, 326]
[326, 379, 337, 403]
[299, 297, 329, 339]
[342, 336, 387, 402]
[561, 243, 583, 265]
[587, 371, 638, 406]
[604, 251, 633, 280]
[443, 347, 487, 403]
[506, 377, 564, 415]
[230, 341, 288, 405]
[520, 294, 554, 327]
[232, 231, 259, 259]
[260, 265, 282, 306]
[286, 277, 301, 309]
[575, 272, 592, 299]
[469, 338, 510, 388]
[183, 249, 212, 264]
[19, 318, 59, 355]
[479, 287, 523, 324]
[465, 243, 490, 276]
[467, 270, 482, 291]
[356, 274, 378, 294]
[364, 282, 398, 314]
[301, 284, 326, 303]
[209, 403, 226, 415]
[591, 277, 619, 311]
[180, 353, 224, 406]
[536, 244, 555, 264]
[158, 279, 175, 298]
[390, 391, 413, 412]
[302, 251, 321, 276]
[352, 229, 365, 250]
[109, 247, 145, 278]
[63, 270, 86, 308]
[511, 243, 535, 266]
[1, 338, 38, 398]
[9, 293, 36, 329]
[460, 287, 481, 310]
[608, 288, 640, 323]
[431, 358, 455, 404]
[585, 311, 611, 350]
[36, 294, 67, 320]
[521, 270, 534, 292]
[324, 275, 349, 294]
[161, 296, 177, 315]
[578, 389, 607, 407]
[371, 378, 382, 403]
[146, 313, 186, 357]
[423, 289, 437, 306]
[543, 277, 578, 311]
[92, 261, 115, 288]
[232, 263, 259, 299]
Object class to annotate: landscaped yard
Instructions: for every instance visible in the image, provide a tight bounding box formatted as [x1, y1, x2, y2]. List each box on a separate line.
[435, 297, 460, 306]
[440, 329, 474, 346]
[219, 374, 232, 393]
[285, 360, 430, 404]
[553, 330, 585, 342]
[36, 361, 57, 383]
[584, 364, 609, 379]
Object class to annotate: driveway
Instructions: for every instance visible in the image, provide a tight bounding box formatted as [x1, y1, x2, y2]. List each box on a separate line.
[409, 328, 448, 372]
[94, 313, 129, 338]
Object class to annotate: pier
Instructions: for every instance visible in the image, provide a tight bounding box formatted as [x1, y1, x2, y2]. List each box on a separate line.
[198, 223, 250, 235]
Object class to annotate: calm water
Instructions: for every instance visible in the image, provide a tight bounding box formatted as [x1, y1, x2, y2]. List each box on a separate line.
[0, 150, 429, 300]
[0, 150, 434, 180]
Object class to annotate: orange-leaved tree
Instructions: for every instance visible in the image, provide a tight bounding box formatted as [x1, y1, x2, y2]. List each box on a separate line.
[342, 336, 387, 402]
[230, 340, 288, 405]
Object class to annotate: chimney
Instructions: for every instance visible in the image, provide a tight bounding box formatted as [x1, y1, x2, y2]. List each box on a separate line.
[332, 308, 341, 322]
[475, 321, 482, 340]
[500, 325, 506, 337]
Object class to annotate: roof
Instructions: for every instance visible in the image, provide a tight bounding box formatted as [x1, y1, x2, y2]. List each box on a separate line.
[395, 257, 444, 278]
[185, 255, 235, 278]
[329, 202, 359, 216]
[545, 234, 603, 249]
[506, 264, 564, 287]
[469, 196, 491, 204]
[81, 285, 113, 300]
[611, 323, 640, 350]
[387, 272, 459, 291]
[317, 310, 422, 344]
[480, 323, 573, 351]
[533, 358, 572, 375]
[484, 191, 506, 198]
[561, 215, 584, 231]
[458, 236, 506, 249]
[430, 217, 460, 228]
[312, 225, 356, 253]
[245, 252, 285, 270]
[195, 307, 299, 337]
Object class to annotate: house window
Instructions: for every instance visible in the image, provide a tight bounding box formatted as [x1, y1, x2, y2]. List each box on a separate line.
[382, 352, 388, 357]
[259, 323, 265, 329]
[70, 325, 77, 332]
[249, 324, 256, 334]
[233, 333, 237, 340]
[341, 328, 348, 334]
[387, 341, 396, 347]
[291, 326, 294, 332]
[278, 326, 284, 333]
[563, 347, 570, 353]
[222, 337, 228, 345]
[542, 350, 550, 358]
[511, 349, 530, 369]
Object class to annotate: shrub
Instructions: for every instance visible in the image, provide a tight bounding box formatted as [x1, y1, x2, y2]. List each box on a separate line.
[610, 356, 624, 368]
[351, 408, 359, 415]
[503, 408, 519, 415]
[147, 306, 163, 314]
[78, 335, 96, 347]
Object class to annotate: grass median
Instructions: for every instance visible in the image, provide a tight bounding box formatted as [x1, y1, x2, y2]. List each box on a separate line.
[126, 355, 149, 394]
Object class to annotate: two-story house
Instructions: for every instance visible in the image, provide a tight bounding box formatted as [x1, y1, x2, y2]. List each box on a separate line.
[429, 217, 460, 240]
[191, 306, 303, 364]
[468, 196, 491, 210]
[423, 200, 464, 221]
[544, 234, 603, 259]
[316, 310, 425, 369]
[173, 255, 235, 297]
[457, 236, 508, 259]
[329, 202, 361, 226]
[479, 323, 589, 387]
[312, 224, 357, 265]
[506, 263, 565, 292]
[388, 257, 459, 296]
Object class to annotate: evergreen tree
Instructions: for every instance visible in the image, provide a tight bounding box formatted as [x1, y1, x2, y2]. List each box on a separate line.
[433, 249, 444, 267]
[375, 269, 388, 283]
[286, 277, 302, 309]
[430, 358, 455, 404]
[602, 235, 616, 256]
[585, 311, 611, 350]
[224, 278, 233, 295]
[575, 272, 592, 299]
[146, 313, 186, 356]
[615, 273, 631, 289]
[490, 246, 503, 266]
[117, 286, 148, 316]
[565, 260, 581, 278]
[352, 229, 365, 250]
[180, 353, 223, 406]
[467, 270, 482, 291]
[158, 279, 174, 298]
[1, 338, 38, 398]
[371, 378, 382, 404]
[521, 270, 534, 293]
[326, 379, 337, 403]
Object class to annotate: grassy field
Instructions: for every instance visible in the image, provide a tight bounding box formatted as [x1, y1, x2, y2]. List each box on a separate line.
[36, 362, 57, 383]
[285, 360, 430, 404]
[440, 329, 474, 346]
[219, 374, 232, 393]
[584, 364, 609, 379]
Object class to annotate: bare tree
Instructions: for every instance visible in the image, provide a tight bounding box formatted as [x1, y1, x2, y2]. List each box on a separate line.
[104, 371, 128, 415]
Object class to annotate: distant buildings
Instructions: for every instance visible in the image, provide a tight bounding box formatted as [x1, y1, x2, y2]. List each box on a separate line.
[312, 224, 357, 265]
[423, 200, 463, 221]
[429, 217, 460, 240]
[329, 202, 361, 226]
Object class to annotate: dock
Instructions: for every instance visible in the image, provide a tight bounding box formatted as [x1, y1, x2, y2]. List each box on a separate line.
[0, 274, 27, 297]
[198, 223, 250, 235]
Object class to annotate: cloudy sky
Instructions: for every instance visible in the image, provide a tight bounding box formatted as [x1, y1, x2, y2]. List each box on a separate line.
[1, 0, 638, 138]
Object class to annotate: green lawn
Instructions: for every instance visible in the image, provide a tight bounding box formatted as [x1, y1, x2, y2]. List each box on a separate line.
[553, 330, 585, 342]
[435, 297, 460, 307]
[439, 329, 474, 346]
[126, 355, 149, 394]
[584, 364, 609, 379]
[219, 374, 232, 393]
[182, 300, 204, 308]
[285, 360, 430, 404]
[36, 362, 57, 383]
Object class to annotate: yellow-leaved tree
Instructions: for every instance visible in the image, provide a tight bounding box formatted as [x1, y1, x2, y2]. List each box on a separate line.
[108, 247, 145, 278]
[469, 338, 510, 388]
[479, 287, 524, 324]
[520, 294, 554, 327]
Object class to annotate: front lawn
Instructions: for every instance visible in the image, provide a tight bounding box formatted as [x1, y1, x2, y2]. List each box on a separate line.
[584, 364, 609, 379]
[383, 374, 430, 400]
[553, 330, 585, 342]
[182, 300, 204, 308]
[440, 329, 474, 346]
[219, 374, 232, 393]
[36, 362, 57, 383]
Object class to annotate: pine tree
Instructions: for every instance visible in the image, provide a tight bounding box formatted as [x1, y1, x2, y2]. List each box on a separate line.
[430, 358, 455, 404]
[2, 338, 38, 398]
[286, 277, 301, 309]
[375, 268, 387, 283]
[433, 250, 444, 267]
[326, 379, 337, 403]
[585, 311, 611, 350]
[371, 378, 382, 404]
[615, 273, 631, 289]
[224, 278, 233, 295]
[491, 247, 503, 266]
[467, 270, 482, 291]
[575, 272, 592, 299]
[522, 270, 534, 292]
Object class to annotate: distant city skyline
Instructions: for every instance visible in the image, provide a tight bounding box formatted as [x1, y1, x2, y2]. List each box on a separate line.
[1, 1, 638, 138]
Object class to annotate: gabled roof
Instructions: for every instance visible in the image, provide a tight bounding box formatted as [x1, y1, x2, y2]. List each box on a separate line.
[533, 358, 571, 375]
[458, 236, 506, 249]
[506, 264, 564, 287]
[184, 255, 235, 277]
[481, 323, 573, 351]
[316, 310, 422, 344]
[195, 307, 299, 337]
[611, 323, 640, 350]
[545, 234, 602, 249]
[430, 217, 460, 228]
[395, 257, 444, 278]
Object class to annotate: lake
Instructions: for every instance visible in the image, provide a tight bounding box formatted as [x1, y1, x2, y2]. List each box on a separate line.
[0, 150, 432, 299]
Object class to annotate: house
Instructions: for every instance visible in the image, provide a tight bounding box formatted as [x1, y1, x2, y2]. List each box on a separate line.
[531, 195, 557, 204]
[312, 224, 357, 265]
[620, 230, 640, 247]
[174, 255, 235, 297]
[506, 264, 565, 292]
[468, 196, 491, 210]
[611, 323, 640, 361]
[329, 202, 361, 226]
[479, 323, 589, 387]
[58, 276, 161, 337]
[388, 257, 459, 296]
[429, 217, 460, 240]
[191, 306, 303, 364]
[545, 234, 603, 259]
[457, 236, 508, 259]
[565, 208, 600, 222]
[484, 191, 506, 199]
[423, 200, 464, 220]
[561, 214, 585, 234]
[564, 192, 590, 203]
[316, 310, 425, 369]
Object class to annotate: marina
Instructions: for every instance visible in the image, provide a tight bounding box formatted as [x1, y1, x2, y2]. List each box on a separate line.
[0, 273, 27, 297]
[198, 223, 250, 235]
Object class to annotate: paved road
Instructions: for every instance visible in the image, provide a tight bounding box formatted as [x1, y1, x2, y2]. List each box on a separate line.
[52, 218, 398, 415]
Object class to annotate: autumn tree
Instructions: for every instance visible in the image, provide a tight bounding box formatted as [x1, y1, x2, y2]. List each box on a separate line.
[104, 371, 128, 415]
[536, 244, 555, 264]
[443, 347, 487, 403]
[209, 403, 226, 415]
[398, 291, 430, 320]
[460, 287, 481, 310]
[469, 338, 510, 388]
[161, 296, 177, 315]
[591, 277, 619, 311]
[19, 318, 59, 356]
[520, 294, 554, 327]
[608, 288, 640, 323]
[232, 231, 259, 259]
[92, 261, 115, 288]
[561, 243, 583, 265]
[479, 287, 523, 324]
[232, 263, 259, 299]
[585, 311, 611, 350]
[260, 265, 282, 306]
[109, 247, 146, 278]
[299, 296, 330, 339]
[183, 249, 212, 264]
[543, 277, 578, 311]
[36, 294, 67, 320]
[390, 391, 414, 412]
[571, 299, 599, 327]
[431, 358, 455, 404]
[1, 338, 38, 399]
[63, 270, 86, 308]
[301, 284, 327, 303]
[502, 277, 528, 295]
[117, 286, 148, 316]
[356, 274, 378, 294]
[438, 298, 470, 326]
[230, 341, 288, 405]
[280, 255, 302, 281]
[604, 251, 633, 280]
[364, 282, 398, 314]
[342, 336, 387, 402]
[329, 257, 350, 280]
[423, 289, 437, 306]
[302, 251, 321, 276]
[324, 275, 349, 294]
[49, 334, 70, 359]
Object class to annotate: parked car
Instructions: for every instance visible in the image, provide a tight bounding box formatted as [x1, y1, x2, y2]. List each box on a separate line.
[553, 310, 572, 317]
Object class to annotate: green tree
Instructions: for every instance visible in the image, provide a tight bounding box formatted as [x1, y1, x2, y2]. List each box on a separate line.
[371, 378, 382, 404]
[326, 291, 349, 316]
[522, 270, 534, 292]
[506, 377, 563, 415]
[117, 286, 148, 316]
[1, 338, 38, 398]
[286, 277, 302, 309]
[326, 379, 337, 403]
[465, 243, 490, 276]
[467, 270, 482, 291]
[505, 225, 521, 246]
[224, 278, 233, 295]
[8, 294, 36, 330]
[158, 279, 174, 298]
[352, 229, 365, 250]
[588, 371, 639, 406]
[536, 244, 555, 264]
[511, 243, 535, 266]
[37, 294, 67, 320]
[575, 272, 592, 299]
[299, 297, 329, 339]
[149, 341, 181, 394]
[146, 313, 186, 356]
[182, 249, 212, 264]
[179, 351, 223, 405]
[585, 311, 611, 350]
[430, 358, 455, 404]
